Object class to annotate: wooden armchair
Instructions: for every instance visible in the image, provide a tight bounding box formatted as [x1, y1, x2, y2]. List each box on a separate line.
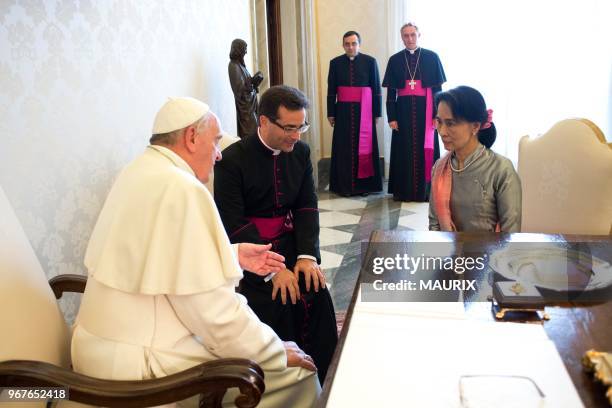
[0, 186, 264, 407]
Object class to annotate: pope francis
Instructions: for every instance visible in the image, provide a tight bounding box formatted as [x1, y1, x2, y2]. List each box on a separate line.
[71, 97, 321, 407]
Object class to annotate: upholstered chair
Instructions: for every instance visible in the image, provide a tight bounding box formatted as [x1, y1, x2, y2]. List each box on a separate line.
[205, 132, 241, 194]
[518, 118, 612, 235]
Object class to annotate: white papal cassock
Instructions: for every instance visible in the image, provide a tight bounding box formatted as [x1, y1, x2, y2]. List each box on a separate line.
[71, 145, 320, 407]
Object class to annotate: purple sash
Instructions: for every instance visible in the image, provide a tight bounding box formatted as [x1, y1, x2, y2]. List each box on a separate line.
[337, 86, 374, 179]
[397, 80, 434, 182]
[248, 214, 293, 240]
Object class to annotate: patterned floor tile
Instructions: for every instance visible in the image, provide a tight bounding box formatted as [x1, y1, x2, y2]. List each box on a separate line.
[318, 185, 431, 312]
[398, 211, 429, 231]
[400, 201, 429, 212]
[319, 211, 361, 227]
[320, 249, 344, 270]
[329, 224, 360, 235]
[319, 227, 353, 247]
[318, 197, 367, 211]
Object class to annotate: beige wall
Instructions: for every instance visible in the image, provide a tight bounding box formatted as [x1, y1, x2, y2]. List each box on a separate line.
[0, 0, 253, 298]
[315, 0, 389, 159]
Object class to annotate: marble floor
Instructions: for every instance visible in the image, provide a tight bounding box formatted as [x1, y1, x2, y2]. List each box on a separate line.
[317, 186, 430, 313]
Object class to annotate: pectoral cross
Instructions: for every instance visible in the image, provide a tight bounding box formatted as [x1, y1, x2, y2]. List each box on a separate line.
[408, 79, 416, 90]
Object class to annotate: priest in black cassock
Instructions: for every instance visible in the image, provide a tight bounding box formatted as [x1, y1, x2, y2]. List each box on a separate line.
[327, 31, 383, 196]
[214, 85, 338, 383]
[383, 22, 446, 202]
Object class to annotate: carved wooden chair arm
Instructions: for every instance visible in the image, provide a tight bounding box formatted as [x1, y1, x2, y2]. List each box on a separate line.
[0, 358, 265, 408]
[48, 274, 87, 299]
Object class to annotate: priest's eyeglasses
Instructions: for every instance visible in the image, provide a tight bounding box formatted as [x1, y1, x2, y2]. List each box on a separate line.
[268, 117, 310, 134]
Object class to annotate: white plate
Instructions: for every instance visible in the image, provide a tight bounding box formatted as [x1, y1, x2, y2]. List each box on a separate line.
[489, 244, 612, 291]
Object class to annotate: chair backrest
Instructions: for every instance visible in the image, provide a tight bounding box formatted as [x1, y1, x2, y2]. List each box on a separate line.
[0, 185, 71, 368]
[205, 131, 241, 194]
[518, 118, 612, 235]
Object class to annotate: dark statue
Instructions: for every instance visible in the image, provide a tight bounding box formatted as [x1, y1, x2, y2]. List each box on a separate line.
[228, 39, 264, 138]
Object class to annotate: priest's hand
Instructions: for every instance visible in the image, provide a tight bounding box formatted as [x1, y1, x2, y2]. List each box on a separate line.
[238, 243, 285, 276]
[284, 341, 317, 372]
[272, 268, 300, 305]
[327, 117, 335, 127]
[389, 120, 399, 130]
[294, 258, 326, 293]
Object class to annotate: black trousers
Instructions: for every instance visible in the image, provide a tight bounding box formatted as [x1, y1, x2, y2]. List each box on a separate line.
[239, 273, 338, 384]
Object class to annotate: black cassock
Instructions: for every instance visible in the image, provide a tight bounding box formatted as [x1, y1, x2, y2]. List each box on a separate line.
[327, 53, 383, 196]
[383, 48, 446, 202]
[214, 134, 338, 383]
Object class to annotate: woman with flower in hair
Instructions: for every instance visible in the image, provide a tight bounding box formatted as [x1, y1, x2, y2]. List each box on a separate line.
[429, 86, 521, 232]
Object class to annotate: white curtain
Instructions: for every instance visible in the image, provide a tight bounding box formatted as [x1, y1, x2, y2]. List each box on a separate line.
[381, 0, 409, 177]
[388, 0, 612, 163]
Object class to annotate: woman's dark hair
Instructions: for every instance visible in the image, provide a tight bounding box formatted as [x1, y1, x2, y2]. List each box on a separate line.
[434, 85, 496, 148]
[259, 85, 309, 121]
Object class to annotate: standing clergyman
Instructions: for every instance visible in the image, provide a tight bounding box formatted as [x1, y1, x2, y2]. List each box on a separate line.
[327, 30, 383, 197]
[383, 22, 446, 202]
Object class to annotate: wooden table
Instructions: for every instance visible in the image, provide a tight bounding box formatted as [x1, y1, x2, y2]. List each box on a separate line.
[318, 231, 612, 408]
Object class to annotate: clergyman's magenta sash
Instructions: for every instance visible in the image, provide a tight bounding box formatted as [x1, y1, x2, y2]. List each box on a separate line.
[397, 79, 434, 182]
[337, 86, 374, 179]
[248, 214, 293, 240]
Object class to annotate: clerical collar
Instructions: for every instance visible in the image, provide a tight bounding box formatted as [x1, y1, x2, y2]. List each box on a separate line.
[257, 128, 281, 155]
[406, 47, 420, 55]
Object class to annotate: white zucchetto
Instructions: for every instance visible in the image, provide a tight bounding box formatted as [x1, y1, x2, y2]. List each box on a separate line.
[152, 97, 210, 134]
